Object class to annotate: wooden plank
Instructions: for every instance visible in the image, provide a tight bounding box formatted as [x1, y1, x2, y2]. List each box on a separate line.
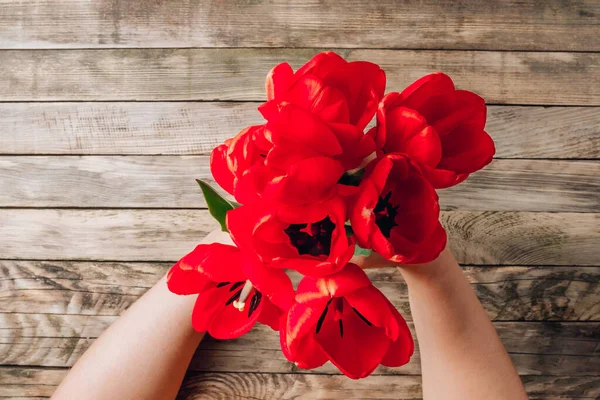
[1, 156, 598, 212]
[177, 374, 600, 400]
[1, 368, 598, 400]
[0, 209, 213, 262]
[0, 367, 65, 398]
[1, 103, 598, 158]
[1, 320, 597, 376]
[2, 263, 598, 320]
[0, 210, 597, 265]
[176, 373, 600, 400]
[2, 313, 599, 352]
[0, 0, 598, 51]
[1, 49, 598, 105]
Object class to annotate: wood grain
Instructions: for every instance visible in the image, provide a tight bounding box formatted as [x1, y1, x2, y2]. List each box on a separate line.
[1, 49, 599, 104]
[177, 374, 600, 400]
[1, 0, 598, 51]
[1, 103, 598, 158]
[0, 209, 597, 265]
[2, 262, 598, 320]
[0, 209, 214, 262]
[1, 319, 598, 376]
[1, 156, 598, 212]
[1, 1, 598, 399]
[1, 367, 598, 399]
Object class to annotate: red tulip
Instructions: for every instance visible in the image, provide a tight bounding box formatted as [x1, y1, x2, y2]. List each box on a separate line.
[259, 52, 383, 170]
[261, 52, 386, 131]
[210, 125, 272, 202]
[280, 264, 414, 379]
[372, 72, 495, 188]
[350, 154, 447, 264]
[167, 243, 294, 339]
[210, 123, 345, 205]
[227, 197, 354, 277]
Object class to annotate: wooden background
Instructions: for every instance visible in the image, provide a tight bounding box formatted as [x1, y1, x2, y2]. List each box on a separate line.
[0, 1, 599, 399]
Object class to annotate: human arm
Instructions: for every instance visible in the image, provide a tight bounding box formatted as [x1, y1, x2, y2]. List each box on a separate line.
[51, 230, 230, 400]
[397, 247, 528, 399]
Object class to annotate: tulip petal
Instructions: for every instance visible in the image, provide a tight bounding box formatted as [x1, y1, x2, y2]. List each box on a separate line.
[399, 73, 455, 111]
[280, 323, 329, 369]
[380, 303, 415, 367]
[344, 285, 401, 340]
[383, 107, 442, 167]
[242, 257, 295, 311]
[175, 243, 247, 283]
[208, 287, 262, 339]
[284, 296, 331, 347]
[266, 62, 294, 101]
[320, 264, 372, 298]
[233, 164, 273, 205]
[210, 144, 235, 195]
[295, 52, 347, 80]
[373, 92, 402, 149]
[329, 123, 377, 169]
[315, 297, 391, 379]
[431, 90, 487, 134]
[166, 261, 209, 295]
[438, 126, 495, 174]
[258, 298, 282, 331]
[421, 164, 461, 189]
[322, 61, 385, 131]
[268, 103, 343, 156]
[285, 75, 350, 124]
[191, 283, 226, 333]
[389, 221, 447, 264]
[264, 156, 344, 205]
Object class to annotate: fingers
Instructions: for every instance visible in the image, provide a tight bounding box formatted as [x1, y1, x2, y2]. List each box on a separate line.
[350, 251, 398, 269]
[201, 229, 236, 246]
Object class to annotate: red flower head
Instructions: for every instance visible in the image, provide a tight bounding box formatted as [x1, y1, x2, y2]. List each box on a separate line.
[227, 197, 354, 277]
[167, 243, 294, 339]
[280, 264, 414, 379]
[210, 125, 273, 202]
[261, 51, 386, 131]
[210, 123, 344, 206]
[259, 52, 385, 170]
[350, 154, 447, 264]
[372, 72, 495, 188]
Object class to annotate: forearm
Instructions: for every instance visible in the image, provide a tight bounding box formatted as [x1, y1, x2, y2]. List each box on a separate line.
[400, 248, 527, 400]
[52, 276, 204, 400]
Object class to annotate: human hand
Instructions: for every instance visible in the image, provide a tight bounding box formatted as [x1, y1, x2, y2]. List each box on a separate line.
[351, 246, 455, 281]
[200, 229, 235, 246]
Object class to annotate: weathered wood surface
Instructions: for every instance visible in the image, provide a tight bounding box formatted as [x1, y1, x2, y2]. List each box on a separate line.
[2, 316, 598, 376]
[1, 368, 598, 400]
[1, 157, 598, 212]
[178, 373, 600, 400]
[1, 0, 599, 52]
[2, 103, 598, 158]
[2, 262, 598, 321]
[1, 2, 598, 399]
[1, 49, 599, 104]
[0, 209, 597, 265]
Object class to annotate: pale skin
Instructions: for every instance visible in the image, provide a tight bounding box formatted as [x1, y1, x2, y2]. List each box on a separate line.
[52, 230, 527, 399]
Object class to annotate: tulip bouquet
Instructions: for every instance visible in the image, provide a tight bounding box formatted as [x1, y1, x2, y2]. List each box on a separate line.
[167, 52, 495, 379]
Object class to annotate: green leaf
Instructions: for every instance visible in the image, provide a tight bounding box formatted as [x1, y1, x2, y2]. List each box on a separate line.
[344, 225, 354, 237]
[196, 179, 236, 232]
[353, 245, 373, 257]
